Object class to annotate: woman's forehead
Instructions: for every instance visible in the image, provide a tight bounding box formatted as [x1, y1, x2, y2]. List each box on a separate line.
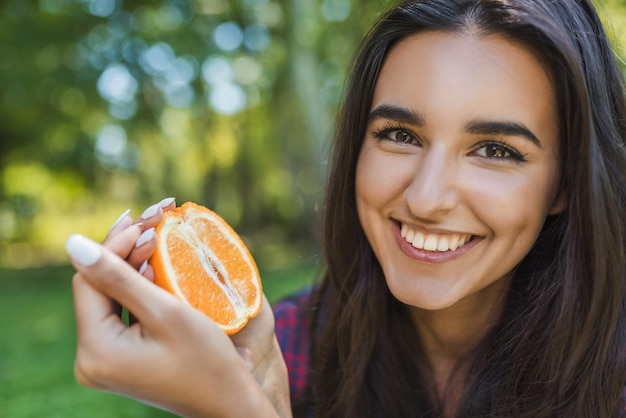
[371, 31, 558, 147]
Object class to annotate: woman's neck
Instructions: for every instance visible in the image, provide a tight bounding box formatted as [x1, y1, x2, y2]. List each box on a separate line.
[408, 277, 509, 411]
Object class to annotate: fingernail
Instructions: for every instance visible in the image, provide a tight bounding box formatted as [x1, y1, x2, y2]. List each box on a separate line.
[65, 234, 102, 267]
[138, 260, 148, 275]
[159, 197, 176, 208]
[135, 228, 155, 248]
[140, 203, 159, 219]
[110, 208, 131, 232]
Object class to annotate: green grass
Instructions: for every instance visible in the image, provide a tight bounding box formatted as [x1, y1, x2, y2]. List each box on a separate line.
[0, 263, 318, 417]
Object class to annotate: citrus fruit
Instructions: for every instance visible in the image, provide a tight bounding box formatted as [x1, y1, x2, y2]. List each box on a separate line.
[150, 201, 262, 335]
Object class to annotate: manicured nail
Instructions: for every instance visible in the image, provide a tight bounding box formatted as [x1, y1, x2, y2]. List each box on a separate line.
[110, 208, 131, 232]
[138, 260, 148, 275]
[140, 203, 159, 219]
[65, 234, 102, 267]
[135, 228, 155, 248]
[159, 197, 176, 208]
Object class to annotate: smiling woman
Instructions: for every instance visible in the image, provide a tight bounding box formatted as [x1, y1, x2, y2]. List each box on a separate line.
[65, 0, 626, 417]
[308, 0, 626, 416]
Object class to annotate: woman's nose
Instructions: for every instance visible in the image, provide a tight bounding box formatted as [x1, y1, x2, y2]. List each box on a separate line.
[404, 149, 460, 219]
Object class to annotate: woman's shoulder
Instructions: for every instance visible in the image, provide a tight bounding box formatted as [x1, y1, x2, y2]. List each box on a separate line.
[272, 286, 315, 401]
[273, 286, 314, 317]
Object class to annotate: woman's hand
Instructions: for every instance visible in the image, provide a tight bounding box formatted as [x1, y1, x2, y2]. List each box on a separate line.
[102, 197, 177, 282]
[68, 200, 291, 417]
[103, 199, 290, 415]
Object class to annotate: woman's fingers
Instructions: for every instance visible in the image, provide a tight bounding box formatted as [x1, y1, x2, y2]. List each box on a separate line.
[125, 197, 176, 268]
[104, 224, 157, 271]
[101, 197, 176, 272]
[104, 208, 133, 242]
[127, 228, 156, 271]
[104, 197, 176, 242]
[73, 272, 123, 337]
[133, 197, 176, 230]
[159, 197, 176, 212]
[72, 272, 127, 389]
[102, 224, 143, 260]
[66, 234, 178, 330]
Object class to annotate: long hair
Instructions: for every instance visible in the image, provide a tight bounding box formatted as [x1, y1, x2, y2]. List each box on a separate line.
[307, 0, 626, 416]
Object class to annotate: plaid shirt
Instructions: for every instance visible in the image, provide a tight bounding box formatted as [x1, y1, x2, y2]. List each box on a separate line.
[273, 288, 312, 403]
[273, 288, 626, 415]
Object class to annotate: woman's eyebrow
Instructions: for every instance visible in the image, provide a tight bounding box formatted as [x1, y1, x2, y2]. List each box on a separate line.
[465, 120, 543, 148]
[368, 106, 543, 148]
[368, 104, 425, 126]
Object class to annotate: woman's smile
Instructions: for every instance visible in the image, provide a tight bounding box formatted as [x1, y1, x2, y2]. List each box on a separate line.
[395, 220, 483, 263]
[400, 222, 475, 252]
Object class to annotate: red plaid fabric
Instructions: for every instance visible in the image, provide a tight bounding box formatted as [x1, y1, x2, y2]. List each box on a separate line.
[273, 288, 312, 403]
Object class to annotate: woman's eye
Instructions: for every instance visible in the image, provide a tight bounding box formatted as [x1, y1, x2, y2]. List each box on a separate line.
[477, 144, 510, 158]
[474, 143, 525, 161]
[376, 129, 418, 145]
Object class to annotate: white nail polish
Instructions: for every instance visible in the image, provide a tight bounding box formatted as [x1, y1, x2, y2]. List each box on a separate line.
[140, 203, 159, 219]
[65, 234, 102, 267]
[135, 228, 155, 248]
[159, 197, 176, 208]
[138, 260, 148, 275]
[109, 208, 131, 232]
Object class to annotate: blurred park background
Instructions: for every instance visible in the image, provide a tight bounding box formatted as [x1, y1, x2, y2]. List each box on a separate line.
[0, 0, 625, 416]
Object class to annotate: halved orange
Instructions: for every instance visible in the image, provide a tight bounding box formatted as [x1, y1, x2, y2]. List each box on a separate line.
[150, 202, 262, 335]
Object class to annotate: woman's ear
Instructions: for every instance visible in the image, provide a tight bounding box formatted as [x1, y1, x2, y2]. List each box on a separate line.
[548, 188, 567, 215]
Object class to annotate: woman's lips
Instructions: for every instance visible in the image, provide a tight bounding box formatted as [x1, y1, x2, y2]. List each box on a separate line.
[394, 221, 483, 263]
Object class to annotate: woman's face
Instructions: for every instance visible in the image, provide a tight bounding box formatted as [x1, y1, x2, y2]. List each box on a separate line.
[356, 31, 565, 311]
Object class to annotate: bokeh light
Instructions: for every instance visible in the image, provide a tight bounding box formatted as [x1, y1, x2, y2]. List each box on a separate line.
[208, 82, 247, 114]
[214, 21, 244, 52]
[97, 63, 138, 107]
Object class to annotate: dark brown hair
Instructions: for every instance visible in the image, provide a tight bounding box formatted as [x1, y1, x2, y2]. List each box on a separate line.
[306, 0, 626, 416]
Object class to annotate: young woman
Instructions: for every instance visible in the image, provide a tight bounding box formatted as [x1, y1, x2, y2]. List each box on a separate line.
[66, 0, 626, 416]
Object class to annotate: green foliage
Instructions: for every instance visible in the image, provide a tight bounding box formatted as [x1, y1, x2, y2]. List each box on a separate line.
[595, 0, 626, 62]
[0, 0, 394, 269]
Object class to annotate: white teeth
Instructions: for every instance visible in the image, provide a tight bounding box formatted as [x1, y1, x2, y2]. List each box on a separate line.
[401, 223, 472, 252]
[412, 232, 425, 248]
[406, 228, 415, 243]
[449, 235, 460, 251]
[423, 235, 438, 251]
[437, 237, 449, 251]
